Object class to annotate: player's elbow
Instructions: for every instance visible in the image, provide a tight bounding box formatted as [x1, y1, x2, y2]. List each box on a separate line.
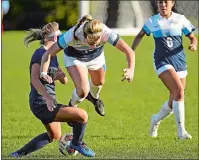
[31, 77, 40, 86]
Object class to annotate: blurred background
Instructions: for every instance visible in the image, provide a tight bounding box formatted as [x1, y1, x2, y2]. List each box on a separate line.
[2, 0, 198, 34]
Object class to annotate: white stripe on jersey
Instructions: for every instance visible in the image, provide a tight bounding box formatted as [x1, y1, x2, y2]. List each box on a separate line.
[143, 12, 195, 37]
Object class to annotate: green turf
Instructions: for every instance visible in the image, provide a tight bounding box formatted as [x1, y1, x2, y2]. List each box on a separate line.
[2, 31, 198, 159]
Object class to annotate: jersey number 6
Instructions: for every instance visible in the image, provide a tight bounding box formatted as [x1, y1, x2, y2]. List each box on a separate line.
[166, 37, 173, 48]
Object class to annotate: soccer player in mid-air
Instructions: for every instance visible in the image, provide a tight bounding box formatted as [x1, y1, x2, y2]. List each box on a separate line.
[40, 15, 135, 117]
[132, 0, 197, 139]
[10, 22, 95, 157]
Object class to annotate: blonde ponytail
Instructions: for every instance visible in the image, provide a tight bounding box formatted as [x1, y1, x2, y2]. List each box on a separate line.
[73, 15, 93, 40]
[24, 22, 59, 47]
[24, 29, 43, 47]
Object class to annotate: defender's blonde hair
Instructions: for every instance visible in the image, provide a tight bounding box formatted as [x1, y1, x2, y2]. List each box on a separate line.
[24, 22, 59, 47]
[73, 15, 103, 44]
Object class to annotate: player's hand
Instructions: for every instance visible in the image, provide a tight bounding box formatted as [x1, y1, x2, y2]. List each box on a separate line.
[122, 68, 134, 82]
[40, 72, 53, 83]
[53, 70, 66, 81]
[44, 96, 57, 112]
[188, 44, 197, 51]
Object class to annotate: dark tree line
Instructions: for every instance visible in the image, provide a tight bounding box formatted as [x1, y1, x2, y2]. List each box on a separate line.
[3, 0, 172, 31]
[3, 0, 78, 30]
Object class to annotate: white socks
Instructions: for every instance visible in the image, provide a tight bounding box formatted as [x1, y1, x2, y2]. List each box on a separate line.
[152, 100, 188, 138]
[154, 101, 173, 124]
[173, 100, 186, 134]
[70, 89, 85, 107]
[70, 80, 103, 107]
[89, 79, 103, 99]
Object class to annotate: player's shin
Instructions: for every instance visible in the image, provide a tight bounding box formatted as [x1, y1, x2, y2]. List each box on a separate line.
[70, 89, 85, 107]
[72, 122, 86, 146]
[154, 101, 173, 124]
[172, 100, 186, 134]
[89, 79, 103, 99]
[14, 132, 51, 156]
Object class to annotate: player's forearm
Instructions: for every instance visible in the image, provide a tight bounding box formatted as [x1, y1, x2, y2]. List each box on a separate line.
[31, 78, 51, 99]
[132, 35, 143, 51]
[190, 36, 197, 47]
[188, 33, 197, 46]
[125, 49, 135, 70]
[41, 51, 51, 73]
[115, 39, 135, 69]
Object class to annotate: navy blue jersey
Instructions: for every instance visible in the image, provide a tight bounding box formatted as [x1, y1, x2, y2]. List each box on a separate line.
[63, 46, 104, 62]
[29, 46, 59, 104]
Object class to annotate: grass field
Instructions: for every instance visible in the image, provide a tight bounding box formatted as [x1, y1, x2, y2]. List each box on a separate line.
[2, 31, 198, 159]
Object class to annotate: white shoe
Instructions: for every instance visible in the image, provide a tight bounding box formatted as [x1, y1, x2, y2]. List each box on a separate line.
[178, 131, 192, 139]
[149, 115, 161, 137]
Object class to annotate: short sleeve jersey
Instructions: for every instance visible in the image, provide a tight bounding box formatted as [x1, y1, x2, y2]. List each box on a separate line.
[29, 46, 59, 104]
[142, 12, 195, 60]
[57, 23, 120, 61]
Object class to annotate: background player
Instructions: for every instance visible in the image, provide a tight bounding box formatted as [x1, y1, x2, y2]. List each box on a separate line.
[132, 0, 197, 139]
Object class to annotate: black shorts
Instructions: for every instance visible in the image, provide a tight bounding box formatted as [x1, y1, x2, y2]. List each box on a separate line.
[30, 101, 62, 124]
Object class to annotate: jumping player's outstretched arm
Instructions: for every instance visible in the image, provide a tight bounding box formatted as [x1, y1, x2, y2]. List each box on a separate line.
[40, 43, 62, 83]
[40, 29, 73, 83]
[114, 39, 135, 82]
[131, 29, 146, 51]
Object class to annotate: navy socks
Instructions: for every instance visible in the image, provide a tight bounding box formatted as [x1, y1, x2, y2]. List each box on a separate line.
[17, 132, 51, 155]
[72, 122, 87, 146]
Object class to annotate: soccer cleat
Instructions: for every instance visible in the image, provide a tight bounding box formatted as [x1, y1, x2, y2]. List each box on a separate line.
[178, 131, 192, 139]
[70, 141, 95, 157]
[9, 151, 20, 157]
[149, 115, 161, 137]
[86, 92, 105, 116]
[9, 151, 28, 157]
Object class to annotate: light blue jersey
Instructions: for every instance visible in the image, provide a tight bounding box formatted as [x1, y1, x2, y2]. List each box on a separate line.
[143, 12, 195, 72]
[58, 23, 119, 62]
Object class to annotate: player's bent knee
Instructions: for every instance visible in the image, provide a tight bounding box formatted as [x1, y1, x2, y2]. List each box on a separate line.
[76, 88, 89, 98]
[173, 87, 184, 101]
[92, 79, 105, 86]
[77, 109, 88, 123]
[98, 79, 105, 86]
